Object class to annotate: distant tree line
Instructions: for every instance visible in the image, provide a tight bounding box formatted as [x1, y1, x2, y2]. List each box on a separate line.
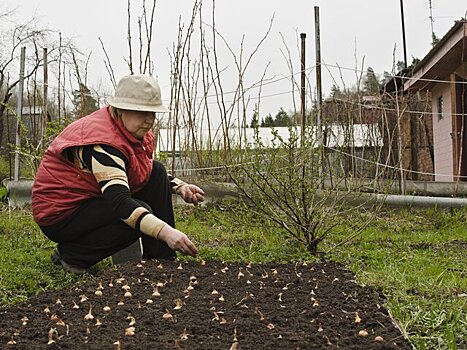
[249, 59, 425, 128]
[329, 59, 422, 98]
[250, 108, 294, 128]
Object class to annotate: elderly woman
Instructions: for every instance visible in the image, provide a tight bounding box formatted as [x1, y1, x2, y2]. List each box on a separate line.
[32, 75, 204, 274]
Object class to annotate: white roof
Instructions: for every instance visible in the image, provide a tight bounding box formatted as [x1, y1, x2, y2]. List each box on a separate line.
[155, 124, 382, 153]
[21, 106, 43, 115]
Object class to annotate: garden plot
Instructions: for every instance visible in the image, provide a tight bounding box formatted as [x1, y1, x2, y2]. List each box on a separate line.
[0, 260, 411, 349]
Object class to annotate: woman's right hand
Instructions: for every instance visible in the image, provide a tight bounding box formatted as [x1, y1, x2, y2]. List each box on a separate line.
[157, 225, 198, 257]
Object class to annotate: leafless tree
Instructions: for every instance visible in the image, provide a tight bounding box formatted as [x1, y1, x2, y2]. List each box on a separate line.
[0, 9, 89, 178]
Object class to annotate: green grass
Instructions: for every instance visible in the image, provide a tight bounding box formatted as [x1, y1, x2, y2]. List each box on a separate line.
[0, 202, 465, 349]
[324, 208, 467, 350]
[0, 156, 10, 182]
[0, 208, 108, 305]
[176, 202, 313, 263]
[0, 187, 6, 201]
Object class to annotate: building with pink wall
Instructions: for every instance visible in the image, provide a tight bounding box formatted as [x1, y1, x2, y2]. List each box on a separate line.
[404, 20, 467, 182]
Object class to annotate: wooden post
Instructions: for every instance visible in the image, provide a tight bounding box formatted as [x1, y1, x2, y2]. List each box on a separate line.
[300, 33, 306, 142]
[314, 6, 323, 136]
[314, 6, 324, 185]
[399, 0, 408, 68]
[14, 47, 26, 181]
[42, 47, 48, 139]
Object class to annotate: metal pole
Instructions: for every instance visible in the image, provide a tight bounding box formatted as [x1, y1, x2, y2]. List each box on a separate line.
[399, 0, 408, 68]
[300, 33, 306, 141]
[14, 47, 26, 182]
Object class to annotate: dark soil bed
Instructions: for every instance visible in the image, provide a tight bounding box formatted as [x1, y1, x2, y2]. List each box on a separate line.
[0, 260, 411, 349]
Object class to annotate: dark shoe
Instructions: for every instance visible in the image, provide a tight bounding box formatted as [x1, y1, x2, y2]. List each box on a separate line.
[51, 248, 90, 275]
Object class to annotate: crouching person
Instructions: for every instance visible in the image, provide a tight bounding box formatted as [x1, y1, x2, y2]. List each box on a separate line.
[32, 74, 205, 274]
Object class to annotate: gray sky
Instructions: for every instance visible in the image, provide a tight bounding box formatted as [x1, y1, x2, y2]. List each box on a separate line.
[2, 0, 466, 118]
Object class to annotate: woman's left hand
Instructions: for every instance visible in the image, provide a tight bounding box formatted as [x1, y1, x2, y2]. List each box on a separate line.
[177, 184, 205, 205]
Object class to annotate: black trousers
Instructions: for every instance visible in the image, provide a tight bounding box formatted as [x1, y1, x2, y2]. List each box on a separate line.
[40, 161, 176, 268]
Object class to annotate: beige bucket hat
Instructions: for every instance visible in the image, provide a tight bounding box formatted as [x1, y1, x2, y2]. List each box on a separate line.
[107, 74, 169, 113]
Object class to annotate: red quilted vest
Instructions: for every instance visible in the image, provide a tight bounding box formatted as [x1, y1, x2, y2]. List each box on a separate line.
[32, 106, 154, 226]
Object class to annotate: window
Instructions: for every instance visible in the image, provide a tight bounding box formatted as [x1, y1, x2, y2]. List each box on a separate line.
[437, 96, 443, 120]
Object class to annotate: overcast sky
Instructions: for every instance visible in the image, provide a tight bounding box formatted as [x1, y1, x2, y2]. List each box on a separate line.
[2, 0, 466, 117]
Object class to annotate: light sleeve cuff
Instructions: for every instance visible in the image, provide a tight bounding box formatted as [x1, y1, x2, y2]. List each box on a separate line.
[139, 213, 167, 239]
